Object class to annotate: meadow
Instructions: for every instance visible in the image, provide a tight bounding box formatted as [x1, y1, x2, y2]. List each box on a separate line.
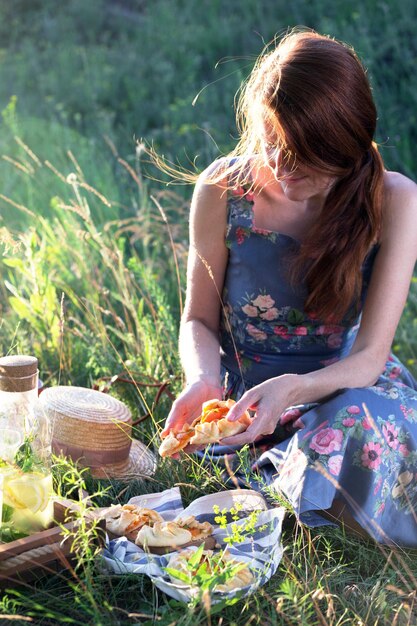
[0, 0, 416, 624]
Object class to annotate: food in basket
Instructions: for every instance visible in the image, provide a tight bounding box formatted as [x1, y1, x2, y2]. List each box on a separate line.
[166, 547, 254, 592]
[101, 504, 163, 541]
[135, 514, 214, 553]
[159, 398, 251, 457]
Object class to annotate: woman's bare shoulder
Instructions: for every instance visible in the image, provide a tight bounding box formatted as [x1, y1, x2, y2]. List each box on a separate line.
[383, 170, 417, 202]
[197, 157, 234, 187]
[188, 159, 231, 235]
[380, 170, 417, 245]
[192, 158, 229, 203]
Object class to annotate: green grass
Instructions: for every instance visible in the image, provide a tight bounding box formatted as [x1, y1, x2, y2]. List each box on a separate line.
[0, 0, 416, 624]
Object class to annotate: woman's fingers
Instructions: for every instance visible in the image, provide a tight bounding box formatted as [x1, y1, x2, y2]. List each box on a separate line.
[223, 403, 277, 444]
[162, 381, 223, 437]
[161, 400, 192, 436]
[222, 422, 269, 445]
[161, 408, 183, 437]
[227, 389, 258, 422]
[220, 431, 253, 446]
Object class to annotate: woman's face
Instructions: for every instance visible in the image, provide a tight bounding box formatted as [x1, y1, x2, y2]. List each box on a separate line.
[260, 126, 338, 205]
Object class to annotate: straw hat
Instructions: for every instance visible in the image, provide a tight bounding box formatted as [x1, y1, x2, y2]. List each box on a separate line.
[39, 386, 156, 479]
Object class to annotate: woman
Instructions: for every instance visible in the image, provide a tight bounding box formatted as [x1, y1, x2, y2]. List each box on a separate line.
[161, 30, 417, 545]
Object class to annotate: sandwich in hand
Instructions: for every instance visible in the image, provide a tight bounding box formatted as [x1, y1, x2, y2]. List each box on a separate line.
[166, 547, 254, 592]
[135, 514, 214, 553]
[159, 398, 251, 457]
[101, 504, 163, 542]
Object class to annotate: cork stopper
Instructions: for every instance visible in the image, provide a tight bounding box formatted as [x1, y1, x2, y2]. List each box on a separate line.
[0, 355, 39, 392]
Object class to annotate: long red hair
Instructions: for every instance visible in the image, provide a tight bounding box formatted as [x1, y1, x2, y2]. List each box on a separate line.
[236, 30, 385, 321]
[150, 30, 385, 321]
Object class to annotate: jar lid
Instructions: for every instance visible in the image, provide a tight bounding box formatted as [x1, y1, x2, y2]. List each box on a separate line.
[0, 355, 38, 392]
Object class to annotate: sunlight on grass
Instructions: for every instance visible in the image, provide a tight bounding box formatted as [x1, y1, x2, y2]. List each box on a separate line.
[0, 0, 416, 623]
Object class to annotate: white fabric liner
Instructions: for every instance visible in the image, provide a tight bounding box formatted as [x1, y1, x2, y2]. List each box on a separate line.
[101, 487, 285, 603]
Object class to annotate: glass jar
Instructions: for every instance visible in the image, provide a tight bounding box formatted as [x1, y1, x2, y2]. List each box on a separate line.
[0, 355, 54, 534]
[0, 355, 39, 434]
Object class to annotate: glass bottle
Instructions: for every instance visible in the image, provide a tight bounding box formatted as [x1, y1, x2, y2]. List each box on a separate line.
[0, 354, 39, 434]
[0, 355, 54, 534]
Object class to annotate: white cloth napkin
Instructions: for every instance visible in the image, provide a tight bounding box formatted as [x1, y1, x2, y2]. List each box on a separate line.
[101, 487, 285, 603]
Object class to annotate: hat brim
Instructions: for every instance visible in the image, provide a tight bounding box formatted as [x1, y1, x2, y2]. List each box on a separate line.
[89, 439, 157, 480]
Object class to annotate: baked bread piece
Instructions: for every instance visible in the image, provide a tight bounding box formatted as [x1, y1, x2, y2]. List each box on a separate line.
[135, 515, 213, 549]
[167, 548, 254, 592]
[102, 504, 163, 540]
[159, 425, 195, 457]
[159, 399, 251, 457]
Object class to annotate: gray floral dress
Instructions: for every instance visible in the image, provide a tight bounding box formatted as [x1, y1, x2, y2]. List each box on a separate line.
[208, 183, 417, 547]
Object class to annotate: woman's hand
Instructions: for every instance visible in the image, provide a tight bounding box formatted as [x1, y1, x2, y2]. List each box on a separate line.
[161, 378, 223, 438]
[221, 374, 302, 446]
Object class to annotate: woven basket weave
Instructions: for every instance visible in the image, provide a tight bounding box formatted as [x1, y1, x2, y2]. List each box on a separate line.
[39, 386, 156, 479]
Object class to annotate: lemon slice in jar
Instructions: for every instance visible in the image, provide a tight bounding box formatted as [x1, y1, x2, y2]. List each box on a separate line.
[4, 472, 51, 513]
[1, 466, 23, 507]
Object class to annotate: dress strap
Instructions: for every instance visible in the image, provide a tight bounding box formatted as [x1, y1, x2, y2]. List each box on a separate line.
[226, 157, 254, 194]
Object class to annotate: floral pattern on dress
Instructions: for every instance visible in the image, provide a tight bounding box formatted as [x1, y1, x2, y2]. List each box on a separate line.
[223, 288, 349, 359]
[226, 185, 278, 248]
[293, 400, 417, 516]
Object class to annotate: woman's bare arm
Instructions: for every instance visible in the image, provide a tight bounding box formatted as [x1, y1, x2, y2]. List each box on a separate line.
[179, 161, 229, 383]
[162, 161, 229, 434]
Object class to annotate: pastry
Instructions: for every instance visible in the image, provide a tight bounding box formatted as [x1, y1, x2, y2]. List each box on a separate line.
[135, 515, 214, 552]
[102, 504, 163, 541]
[159, 398, 251, 457]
